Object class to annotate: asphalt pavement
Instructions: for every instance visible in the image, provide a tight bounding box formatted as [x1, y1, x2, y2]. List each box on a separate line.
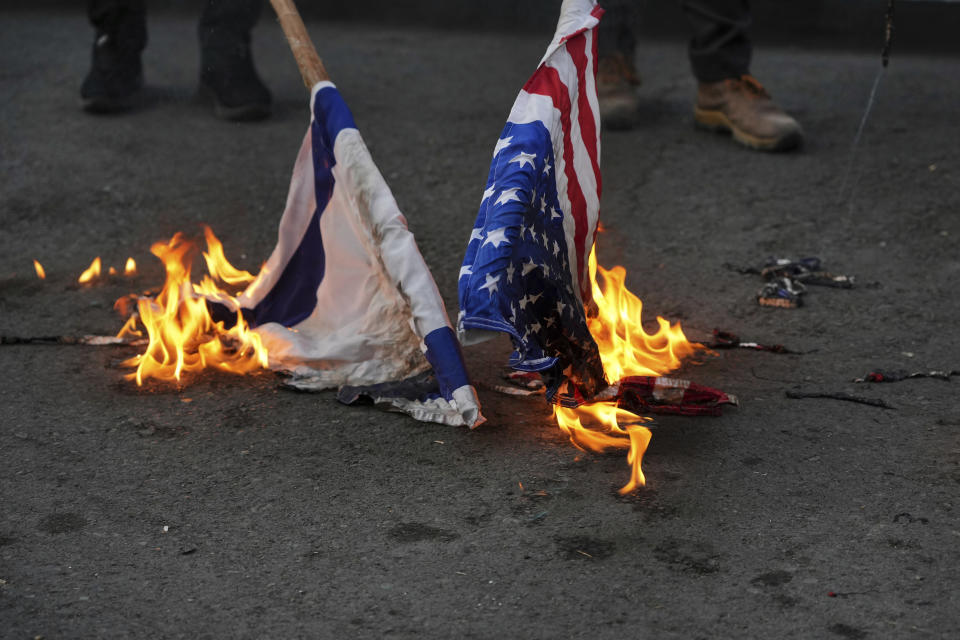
[2, 7, 959, 639]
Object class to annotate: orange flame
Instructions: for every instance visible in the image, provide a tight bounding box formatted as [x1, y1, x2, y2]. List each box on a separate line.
[587, 248, 698, 381]
[554, 404, 653, 493]
[202, 226, 255, 285]
[124, 257, 137, 276]
[78, 257, 101, 283]
[116, 229, 268, 385]
[553, 247, 699, 493]
[33, 260, 46, 280]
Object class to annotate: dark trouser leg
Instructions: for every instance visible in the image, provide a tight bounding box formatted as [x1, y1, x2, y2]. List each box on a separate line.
[595, 0, 642, 130]
[88, 0, 147, 53]
[82, 0, 146, 109]
[198, 0, 271, 119]
[681, 0, 752, 83]
[198, 0, 262, 65]
[597, 0, 637, 59]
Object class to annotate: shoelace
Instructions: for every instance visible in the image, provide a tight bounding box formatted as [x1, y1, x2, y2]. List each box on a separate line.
[730, 75, 771, 99]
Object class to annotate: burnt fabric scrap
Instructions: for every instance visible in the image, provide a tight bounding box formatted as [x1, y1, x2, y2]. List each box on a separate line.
[854, 369, 958, 383]
[551, 376, 737, 415]
[707, 329, 800, 354]
[757, 276, 805, 308]
[617, 377, 738, 416]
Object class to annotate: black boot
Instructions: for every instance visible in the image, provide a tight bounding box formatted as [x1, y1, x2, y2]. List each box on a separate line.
[198, 0, 271, 121]
[81, 0, 146, 113]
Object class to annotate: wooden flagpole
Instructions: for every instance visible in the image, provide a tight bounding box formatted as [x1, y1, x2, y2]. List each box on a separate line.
[269, 0, 331, 88]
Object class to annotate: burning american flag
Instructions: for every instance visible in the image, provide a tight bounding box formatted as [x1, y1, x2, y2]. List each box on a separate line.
[458, 0, 607, 401]
[458, 0, 715, 491]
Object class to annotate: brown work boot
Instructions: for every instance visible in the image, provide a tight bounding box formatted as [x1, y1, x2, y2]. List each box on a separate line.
[597, 52, 642, 130]
[694, 75, 803, 151]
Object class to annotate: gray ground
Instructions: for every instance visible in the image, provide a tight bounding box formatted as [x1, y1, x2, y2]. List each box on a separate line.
[2, 9, 960, 640]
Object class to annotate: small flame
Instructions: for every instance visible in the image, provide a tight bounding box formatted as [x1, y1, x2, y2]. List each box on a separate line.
[551, 247, 699, 493]
[109, 266, 118, 276]
[554, 404, 652, 493]
[116, 228, 268, 385]
[78, 257, 102, 283]
[33, 260, 46, 280]
[124, 257, 137, 276]
[202, 226, 255, 285]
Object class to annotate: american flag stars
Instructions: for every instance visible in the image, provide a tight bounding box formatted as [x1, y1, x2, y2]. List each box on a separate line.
[509, 151, 537, 170]
[521, 258, 538, 276]
[460, 124, 594, 381]
[479, 273, 501, 296]
[494, 187, 522, 207]
[492, 136, 513, 157]
[482, 227, 511, 248]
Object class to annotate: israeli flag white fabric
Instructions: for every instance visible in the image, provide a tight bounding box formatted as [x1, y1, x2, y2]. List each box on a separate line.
[458, 0, 607, 403]
[235, 81, 483, 428]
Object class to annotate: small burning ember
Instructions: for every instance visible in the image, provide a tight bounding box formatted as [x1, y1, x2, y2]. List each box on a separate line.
[116, 227, 267, 386]
[33, 260, 46, 280]
[553, 248, 700, 493]
[78, 257, 101, 284]
[68, 256, 137, 282]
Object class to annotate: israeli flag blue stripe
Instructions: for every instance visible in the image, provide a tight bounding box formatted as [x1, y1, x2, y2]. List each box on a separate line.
[312, 85, 358, 151]
[248, 87, 357, 328]
[248, 204, 326, 327]
[422, 327, 471, 400]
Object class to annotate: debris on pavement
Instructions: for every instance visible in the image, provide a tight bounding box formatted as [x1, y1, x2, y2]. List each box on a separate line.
[489, 367, 737, 417]
[760, 257, 855, 289]
[854, 368, 958, 383]
[504, 370, 546, 390]
[480, 382, 544, 397]
[757, 276, 805, 308]
[785, 390, 895, 409]
[726, 256, 856, 309]
[479, 369, 547, 397]
[705, 329, 805, 354]
[0, 334, 145, 347]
